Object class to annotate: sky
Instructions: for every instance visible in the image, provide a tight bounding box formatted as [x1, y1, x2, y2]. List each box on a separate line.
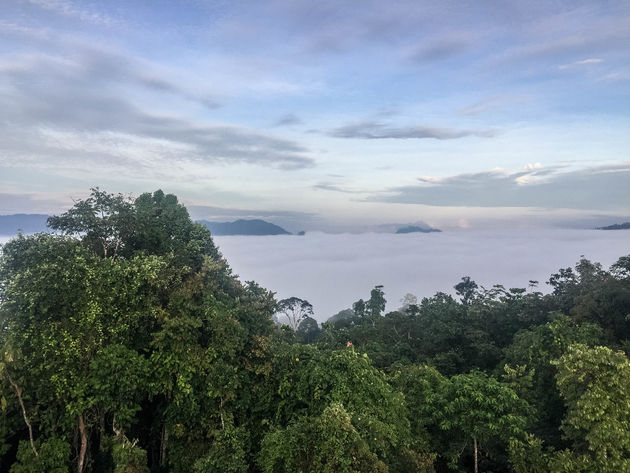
[1, 0, 629, 232]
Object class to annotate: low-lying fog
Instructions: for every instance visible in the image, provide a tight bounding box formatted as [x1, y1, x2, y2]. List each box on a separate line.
[214, 229, 630, 321]
[2, 230, 629, 323]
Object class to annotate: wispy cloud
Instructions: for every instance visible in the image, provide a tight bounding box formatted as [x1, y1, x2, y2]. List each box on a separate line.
[313, 182, 365, 194]
[558, 58, 603, 70]
[458, 94, 531, 115]
[408, 35, 473, 63]
[273, 113, 303, 127]
[329, 121, 498, 140]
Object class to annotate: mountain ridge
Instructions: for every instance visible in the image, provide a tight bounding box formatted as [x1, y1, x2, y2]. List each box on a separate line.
[197, 218, 291, 235]
[598, 222, 630, 230]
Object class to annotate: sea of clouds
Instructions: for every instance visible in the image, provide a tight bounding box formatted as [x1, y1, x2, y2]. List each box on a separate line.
[214, 229, 630, 321]
[2, 230, 629, 322]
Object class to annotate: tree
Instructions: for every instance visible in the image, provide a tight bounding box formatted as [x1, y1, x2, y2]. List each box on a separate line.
[259, 403, 388, 473]
[0, 190, 276, 473]
[439, 372, 528, 473]
[259, 345, 425, 471]
[351, 286, 386, 325]
[553, 344, 630, 472]
[502, 314, 604, 447]
[325, 308, 356, 329]
[399, 293, 419, 315]
[352, 299, 366, 318]
[47, 187, 134, 258]
[390, 364, 447, 468]
[455, 276, 478, 305]
[366, 285, 386, 318]
[276, 297, 314, 331]
[0, 234, 168, 473]
[296, 316, 320, 344]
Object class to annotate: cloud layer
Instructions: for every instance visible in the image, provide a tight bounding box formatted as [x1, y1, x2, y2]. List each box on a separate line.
[368, 164, 630, 211]
[0, 39, 314, 178]
[214, 230, 630, 320]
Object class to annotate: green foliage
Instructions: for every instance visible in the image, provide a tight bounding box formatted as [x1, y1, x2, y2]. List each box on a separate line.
[112, 440, 150, 473]
[390, 364, 446, 444]
[454, 276, 478, 305]
[10, 437, 69, 473]
[352, 299, 366, 318]
[47, 187, 134, 258]
[193, 425, 248, 473]
[503, 314, 604, 447]
[509, 434, 595, 473]
[554, 344, 630, 472]
[439, 371, 528, 470]
[366, 285, 386, 318]
[0, 190, 276, 473]
[296, 316, 320, 344]
[259, 403, 388, 473]
[90, 345, 150, 428]
[509, 433, 552, 473]
[258, 344, 421, 471]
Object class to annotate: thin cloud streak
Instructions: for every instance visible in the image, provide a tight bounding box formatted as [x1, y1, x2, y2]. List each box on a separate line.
[329, 121, 498, 140]
[558, 58, 604, 70]
[273, 113, 303, 127]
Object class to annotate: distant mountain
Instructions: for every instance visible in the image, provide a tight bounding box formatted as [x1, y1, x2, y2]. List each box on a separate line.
[0, 215, 291, 237]
[0, 214, 50, 234]
[198, 219, 291, 235]
[396, 225, 441, 234]
[325, 308, 356, 328]
[598, 222, 630, 230]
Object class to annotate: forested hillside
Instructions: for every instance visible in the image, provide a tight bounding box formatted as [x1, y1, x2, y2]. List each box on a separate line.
[1, 189, 629, 473]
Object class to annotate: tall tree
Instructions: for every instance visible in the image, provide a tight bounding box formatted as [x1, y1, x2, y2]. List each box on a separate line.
[47, 187, 134, 258]
[455, 276, 478, 306]
[439, 372, 528, 473]
[276, 297, 314, 331]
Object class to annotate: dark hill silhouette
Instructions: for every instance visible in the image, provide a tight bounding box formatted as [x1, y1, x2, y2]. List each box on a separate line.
[396, 225, 441, 234]
[198, 219, 291, 235]
[598, 222, 630, 230]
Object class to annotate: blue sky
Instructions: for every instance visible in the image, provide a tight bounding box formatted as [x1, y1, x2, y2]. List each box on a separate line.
[1, 0, 629, 231]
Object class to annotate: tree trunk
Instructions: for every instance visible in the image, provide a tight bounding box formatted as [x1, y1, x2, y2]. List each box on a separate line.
[473, 436, 478, 473]
[8, 376, 38, 457]
[78, 414, 87, 473]
[160, 425, 168, 467]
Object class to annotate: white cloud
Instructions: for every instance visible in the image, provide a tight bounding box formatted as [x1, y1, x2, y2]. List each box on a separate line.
[368, 164, 630, 211]
[559, 58, 604, 70]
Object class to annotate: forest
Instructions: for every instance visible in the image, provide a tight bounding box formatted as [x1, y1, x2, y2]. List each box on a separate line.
[0, 189, 629, 473]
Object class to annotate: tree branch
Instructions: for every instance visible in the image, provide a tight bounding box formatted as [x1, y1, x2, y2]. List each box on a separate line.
[7, 375, 38, 457]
